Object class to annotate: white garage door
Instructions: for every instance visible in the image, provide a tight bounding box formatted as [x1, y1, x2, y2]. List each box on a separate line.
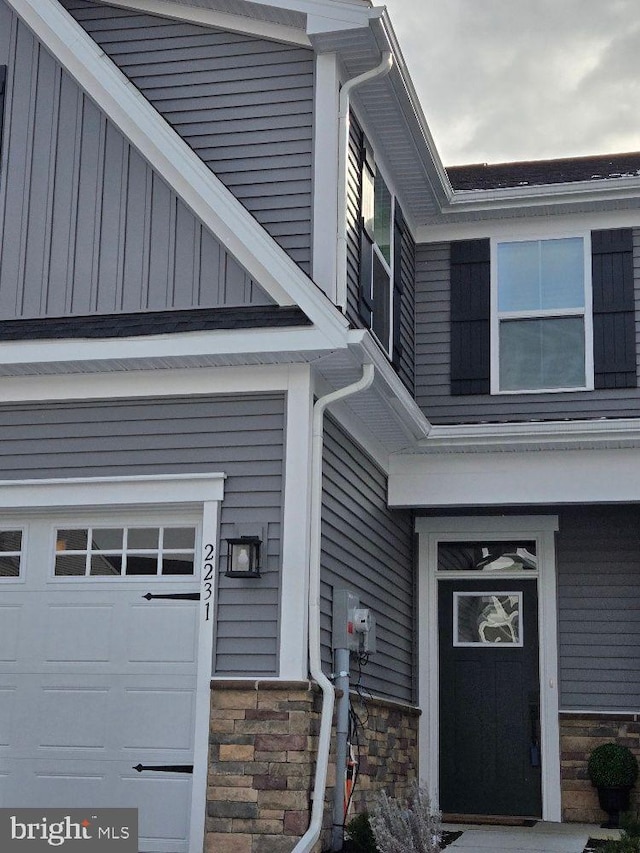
[0, 513, 202, 853]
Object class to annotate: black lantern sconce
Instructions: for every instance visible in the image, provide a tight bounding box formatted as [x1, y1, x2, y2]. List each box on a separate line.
[225, 536, 262, 578]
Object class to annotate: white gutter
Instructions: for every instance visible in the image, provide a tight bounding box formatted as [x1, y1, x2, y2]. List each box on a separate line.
[292, 363, 375, 853]
[336, 52, 393, 312]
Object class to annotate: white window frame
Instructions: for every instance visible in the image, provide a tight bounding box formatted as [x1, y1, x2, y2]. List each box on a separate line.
[361, 150, 396, 357]
[490, 231, 594, 394]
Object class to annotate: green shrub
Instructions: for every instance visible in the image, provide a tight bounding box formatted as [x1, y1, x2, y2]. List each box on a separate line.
[598, 832, 640, 853]
[346, 812, 378, 852]
[588, 744, 639, 789]
[621, 812, 640, 839]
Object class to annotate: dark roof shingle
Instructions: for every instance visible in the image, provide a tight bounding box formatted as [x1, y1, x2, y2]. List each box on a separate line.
[447, 152, 640, 191]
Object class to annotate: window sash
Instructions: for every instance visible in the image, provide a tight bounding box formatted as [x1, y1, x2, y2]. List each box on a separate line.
[491, 233, 594, 394]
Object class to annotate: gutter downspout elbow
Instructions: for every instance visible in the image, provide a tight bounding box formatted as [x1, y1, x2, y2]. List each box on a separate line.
[292, 363, 376, 853]
[336, 52, 393, 312]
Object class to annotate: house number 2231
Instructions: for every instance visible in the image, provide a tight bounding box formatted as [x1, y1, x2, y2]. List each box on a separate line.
[203, 543, 215, 621]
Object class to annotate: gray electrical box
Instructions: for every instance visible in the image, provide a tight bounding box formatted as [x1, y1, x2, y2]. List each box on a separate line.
[332, 588, 377, 653]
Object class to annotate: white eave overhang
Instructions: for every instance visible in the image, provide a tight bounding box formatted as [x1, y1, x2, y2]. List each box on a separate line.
[388, 417, 640, 508]
[8, 0, 349, 349]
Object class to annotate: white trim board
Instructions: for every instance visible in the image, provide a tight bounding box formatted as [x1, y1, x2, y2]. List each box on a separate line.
[415, 515, 561, 823]
[90, 0, 311, 46]
[5, 0, 349, 348]
[389, 446, 640, 507]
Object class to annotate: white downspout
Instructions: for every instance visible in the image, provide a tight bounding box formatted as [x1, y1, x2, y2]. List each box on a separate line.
[292, 363, 376, 853]
[336, 52, 393, 312]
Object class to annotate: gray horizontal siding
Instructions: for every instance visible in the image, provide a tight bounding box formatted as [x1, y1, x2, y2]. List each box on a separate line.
[60, 0, 314, 274]
[0, 392, 285, 676]
[321, 418, 415, 703]
[415, 230, 640, 423]
[0, 2, 271, 320]
[557, 506, 640, 711]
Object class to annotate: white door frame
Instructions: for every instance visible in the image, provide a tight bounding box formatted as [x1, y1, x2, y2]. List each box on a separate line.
[415, 515, 562, 822]
[0, 473, 224, 853]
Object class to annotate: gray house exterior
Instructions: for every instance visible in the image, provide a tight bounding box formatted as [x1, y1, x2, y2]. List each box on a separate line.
[1, 0, 639, 850]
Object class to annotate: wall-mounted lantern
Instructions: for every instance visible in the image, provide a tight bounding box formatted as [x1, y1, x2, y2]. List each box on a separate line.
[225, 536, 262, 578]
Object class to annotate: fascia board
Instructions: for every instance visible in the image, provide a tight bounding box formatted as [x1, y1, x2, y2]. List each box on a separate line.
[0, 326, 339, 368]
[443, 178, 640, 214]
[7, 0, 348, 348]
[89, 0, 311, 45]
[419, 417, 640, 452]
[372, 11, 451, 208]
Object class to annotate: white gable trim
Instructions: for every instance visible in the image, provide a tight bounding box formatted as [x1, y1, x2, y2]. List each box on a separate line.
[6, 0, 349, 349]
[90, 0, 311, 46]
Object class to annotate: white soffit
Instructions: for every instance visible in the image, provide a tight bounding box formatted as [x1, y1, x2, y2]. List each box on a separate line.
[7, 0, 349, 348]
[388, 446, 640, 508]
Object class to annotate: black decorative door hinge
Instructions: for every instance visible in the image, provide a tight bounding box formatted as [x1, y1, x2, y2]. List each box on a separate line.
[142, 592, 200, 601]
[133, 764, 193, 774]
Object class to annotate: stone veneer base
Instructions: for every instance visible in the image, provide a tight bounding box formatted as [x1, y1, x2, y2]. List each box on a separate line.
[560, 712, 640, 824]
[207, 679, 420, 853]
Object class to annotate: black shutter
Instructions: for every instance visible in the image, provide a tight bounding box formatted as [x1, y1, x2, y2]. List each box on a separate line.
[0, 67, 6, 163]
[392, 202, 405, 368]
[592, 229, 636, 389]
[450, 239, 490, 395]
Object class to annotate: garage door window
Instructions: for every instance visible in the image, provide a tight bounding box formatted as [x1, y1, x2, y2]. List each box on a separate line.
[0, 530, 22, 577]
[54, 526, 197, 577]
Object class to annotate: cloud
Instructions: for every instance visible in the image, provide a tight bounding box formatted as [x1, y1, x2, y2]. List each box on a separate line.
[384, 0, 640, 163]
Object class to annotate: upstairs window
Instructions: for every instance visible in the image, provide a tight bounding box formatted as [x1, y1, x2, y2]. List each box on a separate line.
[360, 144, 394, 352]
[450, 229, 635, 395]
[494, 236, 591, 392]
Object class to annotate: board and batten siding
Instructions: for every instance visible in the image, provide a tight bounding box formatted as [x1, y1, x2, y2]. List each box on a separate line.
[0, 393, 285, 676]
[557, 506, 640, 712]
[321, 417, 415, 704]
[60, 0, 315, 275]
[0, 2, 271, 320]
[415, 231, 640, 423]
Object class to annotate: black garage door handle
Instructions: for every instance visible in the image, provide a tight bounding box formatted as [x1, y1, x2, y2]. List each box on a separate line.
[133, 764, 193, 774]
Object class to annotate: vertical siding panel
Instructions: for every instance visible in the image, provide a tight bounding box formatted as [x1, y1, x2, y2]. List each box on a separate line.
[47, 73, 81, 316]
[321, 418, 415, 703]
[173, 199, 197, 309]
[96, 122, 127, 313]
[146, 175, 172, 310]
[121, 148, 150, 312]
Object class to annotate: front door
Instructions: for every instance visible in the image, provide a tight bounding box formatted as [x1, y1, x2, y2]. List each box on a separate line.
[438, 576, 542, 818]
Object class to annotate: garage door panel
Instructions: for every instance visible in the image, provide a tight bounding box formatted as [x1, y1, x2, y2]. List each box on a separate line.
[126, 604, 198, 664]
[0, 687, 17, 748]
[0, 606, 21, 661]
[122, 689, 195, 751]
[39, 688, 110, 750]
[122, 775, 191, 852]
[45, 605, 114, 663]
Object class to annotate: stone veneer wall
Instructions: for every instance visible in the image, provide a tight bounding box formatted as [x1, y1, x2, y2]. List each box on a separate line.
[560, 713, 640, 823]
[207, 679, 420, 853]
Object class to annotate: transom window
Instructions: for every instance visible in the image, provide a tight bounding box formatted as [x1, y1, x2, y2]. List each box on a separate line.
[0, 530, 22, 577]
[494, 236, 592, 392]
[54, 526, 197, 577]
[438, 541, 537, 572]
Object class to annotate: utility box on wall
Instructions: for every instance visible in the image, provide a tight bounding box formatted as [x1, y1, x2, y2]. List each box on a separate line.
[332, 588, 377, 653]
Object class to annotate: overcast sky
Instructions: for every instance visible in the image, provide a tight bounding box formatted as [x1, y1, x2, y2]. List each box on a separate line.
[384, 0, 640, 166]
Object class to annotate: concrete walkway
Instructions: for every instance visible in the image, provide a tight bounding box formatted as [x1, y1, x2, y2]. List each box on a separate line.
[443, 821, 620, 853]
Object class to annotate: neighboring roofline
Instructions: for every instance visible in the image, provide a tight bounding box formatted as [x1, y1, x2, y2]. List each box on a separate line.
[7, 0, 350, 348]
